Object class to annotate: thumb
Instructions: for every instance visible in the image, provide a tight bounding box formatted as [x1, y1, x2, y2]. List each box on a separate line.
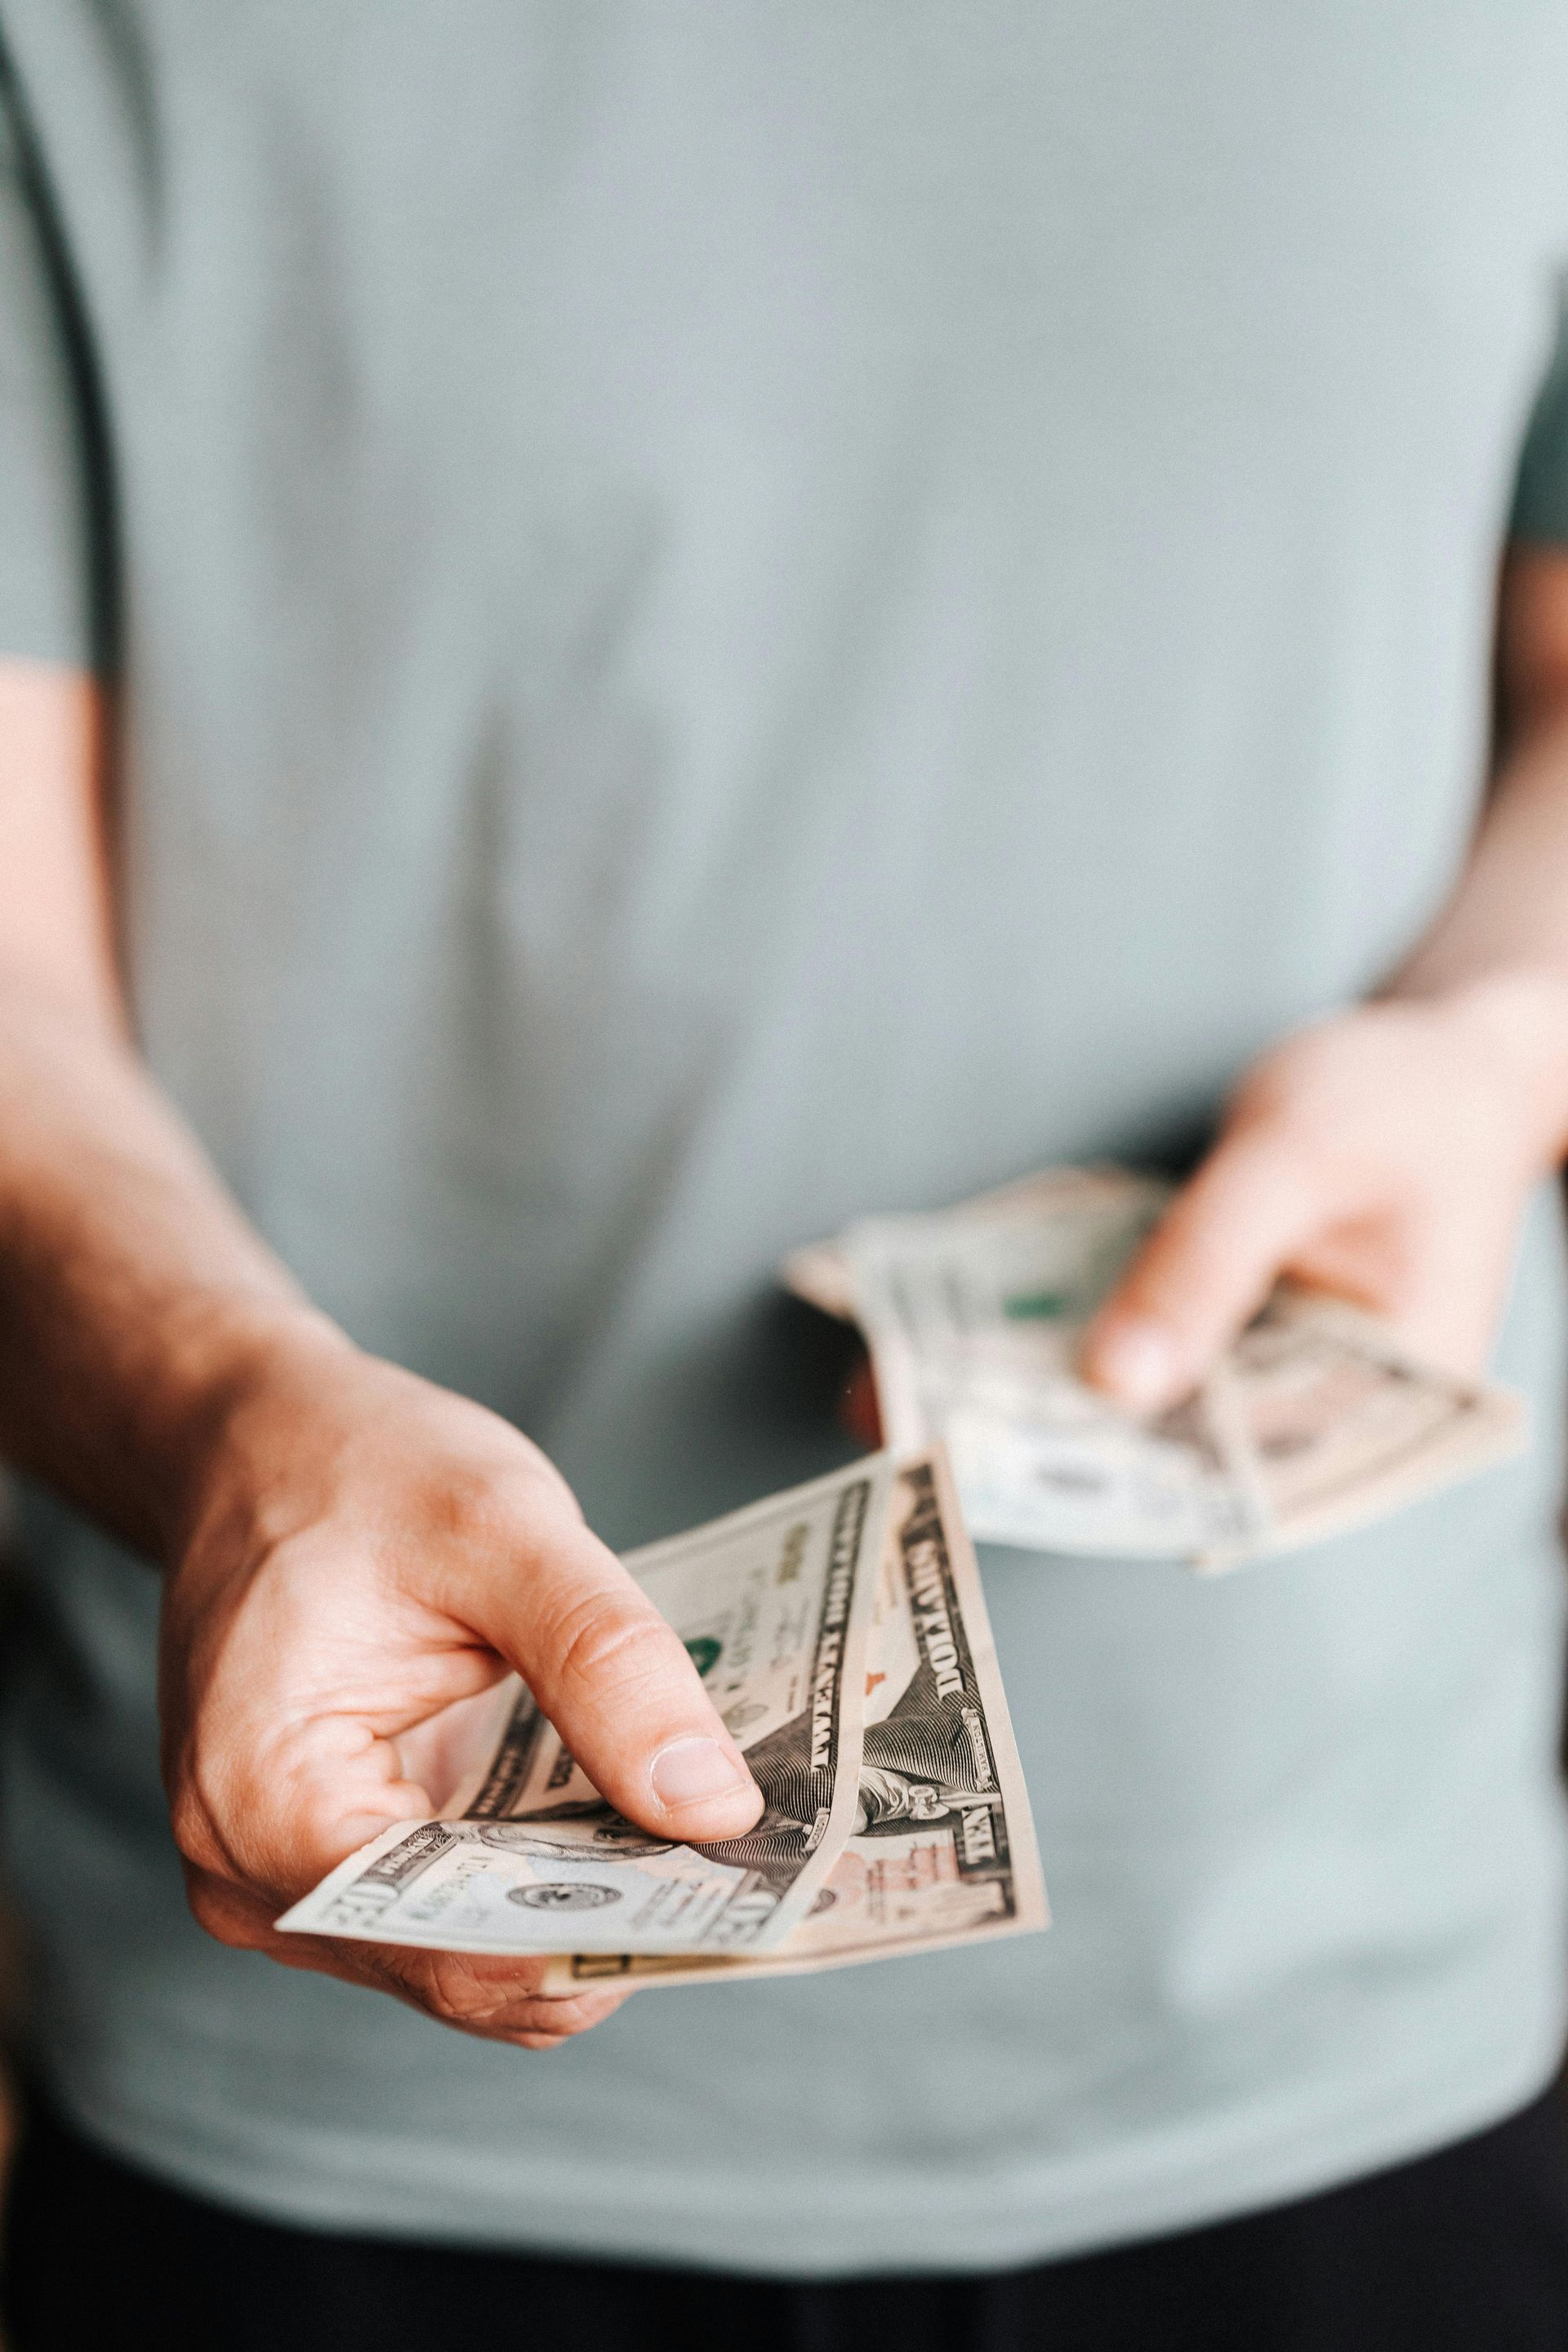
[473, 1503, 764, 1846]
[1080, 1134, 1325, 1412]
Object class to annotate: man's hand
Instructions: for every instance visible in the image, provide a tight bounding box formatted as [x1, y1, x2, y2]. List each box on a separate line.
[1082, 975, 1568, 1414]
[160, 1331, 764, 2050]
[0, 662, 763, 2056]
[1080, 552, 1568, 1415]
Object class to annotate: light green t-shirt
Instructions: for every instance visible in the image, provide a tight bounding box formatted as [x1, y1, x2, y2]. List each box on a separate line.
[3, 0, 1568, 2275]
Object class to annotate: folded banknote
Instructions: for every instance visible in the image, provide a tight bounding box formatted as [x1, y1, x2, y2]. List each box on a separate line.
[787, 1165, 1526, 1566]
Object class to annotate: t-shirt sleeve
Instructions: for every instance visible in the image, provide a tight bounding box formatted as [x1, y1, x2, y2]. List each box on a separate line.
[1509, 310, 1568, 550]
[0, 60, 97, 668]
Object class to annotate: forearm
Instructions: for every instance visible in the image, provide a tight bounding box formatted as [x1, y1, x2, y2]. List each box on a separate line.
[1395, 700, 1568, 996]
[1089, 553, 1568, 1403]
[1387, 572, 1568, 1175]
[0, 972, 342, 1561]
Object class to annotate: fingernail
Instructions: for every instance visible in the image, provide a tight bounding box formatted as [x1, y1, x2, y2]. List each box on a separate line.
[1092, 1318, 1179, 1411]
[650, 1736, 751, 1810]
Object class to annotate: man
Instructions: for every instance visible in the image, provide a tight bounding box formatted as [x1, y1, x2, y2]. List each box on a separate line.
[2, 5, 1568, 2345]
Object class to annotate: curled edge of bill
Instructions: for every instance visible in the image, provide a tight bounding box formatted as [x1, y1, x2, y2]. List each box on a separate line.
[1192, 1392, 1530, 1573]
[534, 1449, 1049, 1994]
[1192, 1296, 1531, 1575]
[781, 1164, 1167, 1324]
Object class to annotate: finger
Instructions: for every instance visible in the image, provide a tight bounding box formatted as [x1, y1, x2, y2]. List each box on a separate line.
[188, 1868, 633, 2038]
[382, 1975, 629, 2044]
[1081, 1134, 1329, 1410]
[464, 1500, 764, 1845]
[839, 1355, 883, 1447]
[166, 1674, 448, 1903]
[381, 1948, 630, 2035]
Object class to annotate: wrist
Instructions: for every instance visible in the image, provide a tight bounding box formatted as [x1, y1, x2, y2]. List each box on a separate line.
[147, 1296, 359, 1566]
[1388, 965, 1568, 1178]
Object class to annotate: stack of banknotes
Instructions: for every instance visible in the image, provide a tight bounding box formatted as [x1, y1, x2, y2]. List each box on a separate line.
[281, 1451, 1049, 1983]
[786, 1162, 1527, 1568]
[283, 1160, 1523, 1982]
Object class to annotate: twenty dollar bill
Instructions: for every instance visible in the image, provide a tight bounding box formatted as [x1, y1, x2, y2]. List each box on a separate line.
[540, 1451, 1048, 1990]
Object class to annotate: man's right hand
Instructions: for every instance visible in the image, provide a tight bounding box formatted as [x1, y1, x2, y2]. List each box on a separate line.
[159, 1324, 764, 2049]
[0, 665, 759, 2052]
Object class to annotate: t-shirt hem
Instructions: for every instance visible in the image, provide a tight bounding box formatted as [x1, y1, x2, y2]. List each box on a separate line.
[43, 2025, 1568, 2280]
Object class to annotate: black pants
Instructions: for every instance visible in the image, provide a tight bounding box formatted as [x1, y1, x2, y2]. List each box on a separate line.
[7, 2090, 1568, 2352]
